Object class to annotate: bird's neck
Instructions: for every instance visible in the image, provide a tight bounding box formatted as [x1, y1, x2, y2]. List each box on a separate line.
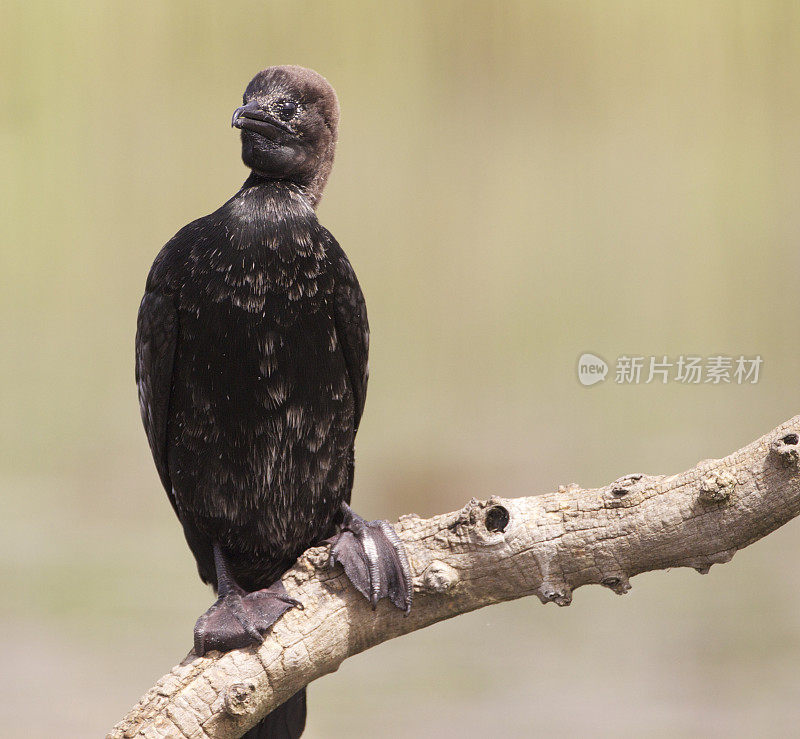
[236, 175, 315, 215]
[226, 175, 317, 239]
[240, 172, 321, 211]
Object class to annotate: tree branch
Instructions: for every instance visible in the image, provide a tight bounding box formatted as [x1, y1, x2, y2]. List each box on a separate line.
[109, 416, 800, 739]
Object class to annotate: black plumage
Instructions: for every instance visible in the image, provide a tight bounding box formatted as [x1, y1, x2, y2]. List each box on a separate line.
[135, 67, 411, 739]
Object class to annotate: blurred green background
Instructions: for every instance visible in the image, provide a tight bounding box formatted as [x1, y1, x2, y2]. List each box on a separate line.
[2, 1, 800, 736]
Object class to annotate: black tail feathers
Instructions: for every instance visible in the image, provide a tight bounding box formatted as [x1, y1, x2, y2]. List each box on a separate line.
[241, 688, 306, 739]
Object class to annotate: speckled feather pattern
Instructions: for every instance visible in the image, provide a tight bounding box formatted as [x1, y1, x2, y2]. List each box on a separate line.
[136, 176, 369, 592]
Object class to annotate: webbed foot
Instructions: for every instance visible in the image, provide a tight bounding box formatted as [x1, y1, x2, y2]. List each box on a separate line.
[329, 503, 412, 613]
[193, 543, 301, 656]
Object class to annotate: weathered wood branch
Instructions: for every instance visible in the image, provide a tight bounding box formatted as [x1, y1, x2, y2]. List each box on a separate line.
[110, 416, 800, 739]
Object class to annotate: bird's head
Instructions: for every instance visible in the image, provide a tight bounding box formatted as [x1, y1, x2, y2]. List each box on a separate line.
[232, 66, 340, 207]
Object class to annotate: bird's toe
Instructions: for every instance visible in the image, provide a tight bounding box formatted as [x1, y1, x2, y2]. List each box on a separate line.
[193, 582, 299, 656]
[329, 509, 412, 613]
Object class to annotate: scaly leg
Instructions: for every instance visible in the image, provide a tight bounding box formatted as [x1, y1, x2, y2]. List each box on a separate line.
[193, 543, 301, 656]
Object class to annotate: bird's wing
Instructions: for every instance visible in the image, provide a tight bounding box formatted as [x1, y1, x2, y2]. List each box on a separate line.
[135, 289, 179, 509]
[333, 252, 370, 433]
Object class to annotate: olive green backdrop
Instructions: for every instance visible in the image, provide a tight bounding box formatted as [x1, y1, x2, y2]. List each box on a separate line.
[2, 2, 800, 736]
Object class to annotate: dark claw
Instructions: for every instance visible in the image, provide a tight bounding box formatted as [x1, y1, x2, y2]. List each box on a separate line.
[193, 579, 299, 656]
[329, 504, 413, 613]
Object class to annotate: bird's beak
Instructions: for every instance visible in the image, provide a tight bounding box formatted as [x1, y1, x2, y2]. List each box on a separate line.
[231, 100, 293, 140]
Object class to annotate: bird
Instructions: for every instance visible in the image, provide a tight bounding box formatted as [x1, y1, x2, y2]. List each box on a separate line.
[135, 65, 412, 739]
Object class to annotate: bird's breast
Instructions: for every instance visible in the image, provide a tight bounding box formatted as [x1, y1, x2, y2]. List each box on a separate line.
[174, 224, 349, 432]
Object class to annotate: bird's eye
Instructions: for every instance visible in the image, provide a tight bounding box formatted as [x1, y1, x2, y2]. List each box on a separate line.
[275, 99, 298, 122]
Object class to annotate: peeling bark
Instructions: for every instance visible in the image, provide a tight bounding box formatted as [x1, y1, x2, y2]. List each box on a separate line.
[109, 416, 800, 739]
